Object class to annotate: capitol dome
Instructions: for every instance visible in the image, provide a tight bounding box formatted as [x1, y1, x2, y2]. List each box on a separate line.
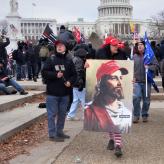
[96, 0, 135, 38]
[98, 0, 133, 19]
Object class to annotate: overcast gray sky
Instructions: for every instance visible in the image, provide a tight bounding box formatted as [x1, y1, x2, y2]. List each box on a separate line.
[0, 0, 163, 22]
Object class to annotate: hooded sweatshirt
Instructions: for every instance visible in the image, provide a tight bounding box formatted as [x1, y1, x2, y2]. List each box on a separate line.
[42, 52, 76, 96]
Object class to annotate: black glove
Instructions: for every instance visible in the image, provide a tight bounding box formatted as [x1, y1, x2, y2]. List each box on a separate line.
[78, 79, 84, 91]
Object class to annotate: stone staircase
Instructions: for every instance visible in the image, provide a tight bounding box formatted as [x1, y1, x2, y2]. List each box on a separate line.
[151, 77, 164, 100]
[0, 79, 46, 141]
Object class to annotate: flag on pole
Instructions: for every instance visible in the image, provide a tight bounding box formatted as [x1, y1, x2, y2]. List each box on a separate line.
[42, 24, 57, 44]
[144, 32, 155, 65]
[144, 32, 159, 93]
[73, 26, 81, 43]
[129, 21, 135, 33]
[10, 24, 18, 33]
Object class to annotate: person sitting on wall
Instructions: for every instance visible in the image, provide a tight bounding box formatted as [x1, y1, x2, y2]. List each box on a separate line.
[0, 60, 28, 95]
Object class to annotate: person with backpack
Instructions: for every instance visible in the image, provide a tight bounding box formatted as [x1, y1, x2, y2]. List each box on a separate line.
[67, 48, 87, 121]
[39, 38, 49, 69]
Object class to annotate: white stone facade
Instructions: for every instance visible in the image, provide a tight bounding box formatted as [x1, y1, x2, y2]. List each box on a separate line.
[57, 0, 150, 39]
[0, 0, 158, 47]
[20, 18, 57, 41]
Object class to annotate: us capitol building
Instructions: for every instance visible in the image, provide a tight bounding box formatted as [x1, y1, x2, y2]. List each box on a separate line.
[0, 0, 159, 49]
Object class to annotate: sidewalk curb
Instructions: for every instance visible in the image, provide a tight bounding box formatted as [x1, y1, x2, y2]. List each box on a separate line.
[0, 112, 47, 142]
[0, 92, 45, 112]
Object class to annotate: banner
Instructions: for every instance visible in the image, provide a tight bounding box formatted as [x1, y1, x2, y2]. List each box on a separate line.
[84, 60, 133, 133]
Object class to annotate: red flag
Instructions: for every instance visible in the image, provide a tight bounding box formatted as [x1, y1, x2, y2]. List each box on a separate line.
[73, 26, 81, 43]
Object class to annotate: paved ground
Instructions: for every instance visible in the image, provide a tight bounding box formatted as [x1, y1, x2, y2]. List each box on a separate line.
[54, 104, 164, 164]
[7, 101, 164, 164]
[10, 121, 83, 164]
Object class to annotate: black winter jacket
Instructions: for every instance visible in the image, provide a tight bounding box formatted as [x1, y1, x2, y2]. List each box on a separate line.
[12, 49, 26, 65]
[0, 38, 10, 64]
[72, 49, 86, 89]
[42, 53, 77, 96]
[95, 45, 127, 60]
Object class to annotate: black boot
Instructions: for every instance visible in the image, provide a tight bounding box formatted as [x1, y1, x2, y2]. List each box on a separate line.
[114, 146, 123, 157]
[20, 90, 28, 95]
[57, 133, 70, 139]
[49, 136, 64, 142]
[107, 139, 114, 150]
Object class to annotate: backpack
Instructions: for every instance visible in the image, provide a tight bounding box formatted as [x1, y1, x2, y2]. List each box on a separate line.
[39, 46, 49, 58]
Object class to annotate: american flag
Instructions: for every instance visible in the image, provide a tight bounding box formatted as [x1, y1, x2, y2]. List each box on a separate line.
[42, 24, 57, 44]
[10, 24, 18, 33]
[7, 51, 13, 72]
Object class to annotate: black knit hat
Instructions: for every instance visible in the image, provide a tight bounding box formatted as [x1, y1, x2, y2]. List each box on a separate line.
[137, 38, 145, 46]
[60, 25, 66, 30]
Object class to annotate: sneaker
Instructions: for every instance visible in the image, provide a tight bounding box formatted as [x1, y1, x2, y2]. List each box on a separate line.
[142, 117, 148, 122]
[107, 139, 115, 150]
[114, 146, 123, 157]
[20, 90, 28, 95]
[133, 116, 139, 123]
[57, 133, 70, 139]
[49, 136, 64, 142]
[66, 117, 80, 121]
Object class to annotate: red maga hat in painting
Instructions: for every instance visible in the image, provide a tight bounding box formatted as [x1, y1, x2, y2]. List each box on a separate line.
[96, 60, 128, 81]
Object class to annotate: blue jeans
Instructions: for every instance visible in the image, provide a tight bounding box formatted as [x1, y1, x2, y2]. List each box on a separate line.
[67, 88, 86, 118]
[27, 63, 37, 79]
[21, 64, 27, 79]
[0, 79, 24, 94]
[133, 82, 151, 118]
[16, 64, 22, 80]
[46, 95, 69, 137]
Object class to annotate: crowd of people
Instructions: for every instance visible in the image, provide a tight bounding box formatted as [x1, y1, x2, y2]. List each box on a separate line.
[0, 25, 164, 157]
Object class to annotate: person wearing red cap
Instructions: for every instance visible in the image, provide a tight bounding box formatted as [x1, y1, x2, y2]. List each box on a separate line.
[42, 39, 77, 142]
[95, 36, 127, 60]
[84, 60, 131, 157]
